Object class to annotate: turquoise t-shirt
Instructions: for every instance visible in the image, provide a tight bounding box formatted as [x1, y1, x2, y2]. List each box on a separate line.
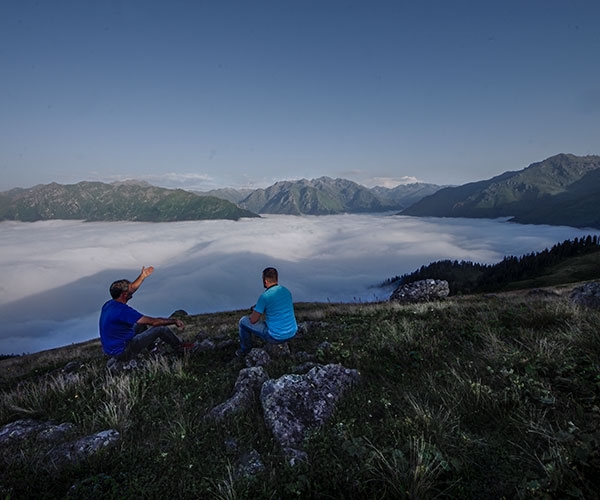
[254, 284, 297, 340]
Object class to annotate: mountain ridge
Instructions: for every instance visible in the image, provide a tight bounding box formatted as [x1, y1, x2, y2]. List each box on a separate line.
[401, 153, 600, 228]
[0, 181, 258, 222]
[200, 176, 443, 215]
[2, 153, 599, 226]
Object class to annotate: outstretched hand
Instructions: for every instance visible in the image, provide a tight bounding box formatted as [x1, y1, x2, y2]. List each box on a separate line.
[129, 266, 155, 295]
[141, 266, 155, 279]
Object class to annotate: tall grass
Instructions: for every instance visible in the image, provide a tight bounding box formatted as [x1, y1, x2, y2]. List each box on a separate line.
[96, 371, 147, 431]
[0, 369, 88, 421]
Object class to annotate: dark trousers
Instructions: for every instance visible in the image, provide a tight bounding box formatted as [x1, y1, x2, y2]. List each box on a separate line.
[117, 325, 181, 361]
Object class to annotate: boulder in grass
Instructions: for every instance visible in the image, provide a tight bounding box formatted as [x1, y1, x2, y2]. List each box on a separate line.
[569, 282, 600, 309]
[390, 278, 449, 303]
[260, 363, 360, 461]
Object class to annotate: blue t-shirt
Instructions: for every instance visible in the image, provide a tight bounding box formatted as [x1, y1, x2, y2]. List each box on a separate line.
[99, 300, 143, 356]
[254, 284, 297, 340]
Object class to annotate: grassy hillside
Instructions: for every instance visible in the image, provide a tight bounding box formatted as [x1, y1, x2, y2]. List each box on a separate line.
[388, 235, 600, 296]
[402, 154, 600, 228]
[1, 287, 599, 499]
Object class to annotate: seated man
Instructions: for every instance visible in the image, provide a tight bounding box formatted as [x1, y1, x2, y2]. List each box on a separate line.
[99, 266, 189, 361]
[237, 267, 298, 356]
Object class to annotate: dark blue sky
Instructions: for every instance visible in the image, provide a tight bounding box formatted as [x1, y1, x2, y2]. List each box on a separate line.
[1, 0, 599, 191]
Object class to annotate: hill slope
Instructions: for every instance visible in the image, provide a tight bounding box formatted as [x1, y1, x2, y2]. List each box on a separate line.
[386, 234, 600, 295]
[0, 181, 259, 222]
[1, 284, 598, 499]
[402, 153, 600, 228]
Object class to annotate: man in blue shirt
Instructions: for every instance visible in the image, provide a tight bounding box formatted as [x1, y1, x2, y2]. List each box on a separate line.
[99, 266, 188, 360]
[237, 267, 297, 356]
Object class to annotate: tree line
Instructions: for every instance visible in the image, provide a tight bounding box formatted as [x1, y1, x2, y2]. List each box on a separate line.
[384, 235, 600, 295]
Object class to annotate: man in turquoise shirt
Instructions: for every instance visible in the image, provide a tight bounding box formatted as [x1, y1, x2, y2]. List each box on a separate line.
[237, 267, 297, 355]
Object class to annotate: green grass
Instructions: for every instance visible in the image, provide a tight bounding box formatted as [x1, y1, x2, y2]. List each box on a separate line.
[1, 288, 599, 499]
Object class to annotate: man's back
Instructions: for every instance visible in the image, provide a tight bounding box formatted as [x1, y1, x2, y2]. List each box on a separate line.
[256, 284, 297, 339]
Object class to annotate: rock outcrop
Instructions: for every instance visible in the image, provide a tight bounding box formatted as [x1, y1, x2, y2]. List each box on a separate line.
[260, 363, 360, 463]
[0, 419, 120, 469]
[203, 345, 361, 466]
[205, 366, 269, 421]
[390, 278, 450, 303]
[569, 282, 600, 309]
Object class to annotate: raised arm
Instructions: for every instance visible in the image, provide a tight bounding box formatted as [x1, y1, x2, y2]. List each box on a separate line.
[129, 266, 155, 294]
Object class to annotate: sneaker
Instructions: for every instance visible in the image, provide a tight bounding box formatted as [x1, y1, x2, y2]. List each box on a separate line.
[235, 348, 249, 357]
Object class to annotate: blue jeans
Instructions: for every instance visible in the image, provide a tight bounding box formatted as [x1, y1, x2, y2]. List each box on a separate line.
[117, 324, 181, 361]
[238, 315, 287, 352]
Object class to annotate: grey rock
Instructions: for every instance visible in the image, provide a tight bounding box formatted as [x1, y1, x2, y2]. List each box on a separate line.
[234, 449, 266, 479]
[390, 278, 449, 303]
[244, 348, 271, 368]
[0, 419, 54, 444]
[0, 419, 74, 445]
[260, 363, 360, 450]
[569, 282, 600, 309]
[106, 357, 139, 373]
[292, 362, 319, 374]
[317, 341, 332, 352]
[47, 429, 120, 466]
[0, 419, 120, 468]
[205, 366, 269, 421]
[37, 422, 76, 442]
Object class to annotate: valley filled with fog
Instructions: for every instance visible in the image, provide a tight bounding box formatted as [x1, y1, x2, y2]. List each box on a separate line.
[1, 214, 597, 355]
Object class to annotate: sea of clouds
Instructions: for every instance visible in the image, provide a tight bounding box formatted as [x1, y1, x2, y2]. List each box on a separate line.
[1, 214, 598, 355]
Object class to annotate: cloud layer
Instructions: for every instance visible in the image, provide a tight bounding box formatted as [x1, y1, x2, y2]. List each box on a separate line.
[1, 215, 596, 355]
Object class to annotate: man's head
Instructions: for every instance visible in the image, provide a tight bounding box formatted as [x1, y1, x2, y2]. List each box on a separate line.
[109, 279, 132, 300]
[262, 267, 278, 288]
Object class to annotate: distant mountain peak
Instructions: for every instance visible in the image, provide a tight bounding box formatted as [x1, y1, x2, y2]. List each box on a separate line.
[232, 176, 441, 215]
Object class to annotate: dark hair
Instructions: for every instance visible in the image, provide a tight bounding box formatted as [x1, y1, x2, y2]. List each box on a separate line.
[109, 279, 131, 299]
[262, 267, 278, 282]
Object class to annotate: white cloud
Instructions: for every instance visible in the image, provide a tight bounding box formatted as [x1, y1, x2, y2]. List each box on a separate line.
[144, 172, 215, 190]
[362, 176, 422, 188]
[0, 215, 596, 354]
[86, 172, 217, 190]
